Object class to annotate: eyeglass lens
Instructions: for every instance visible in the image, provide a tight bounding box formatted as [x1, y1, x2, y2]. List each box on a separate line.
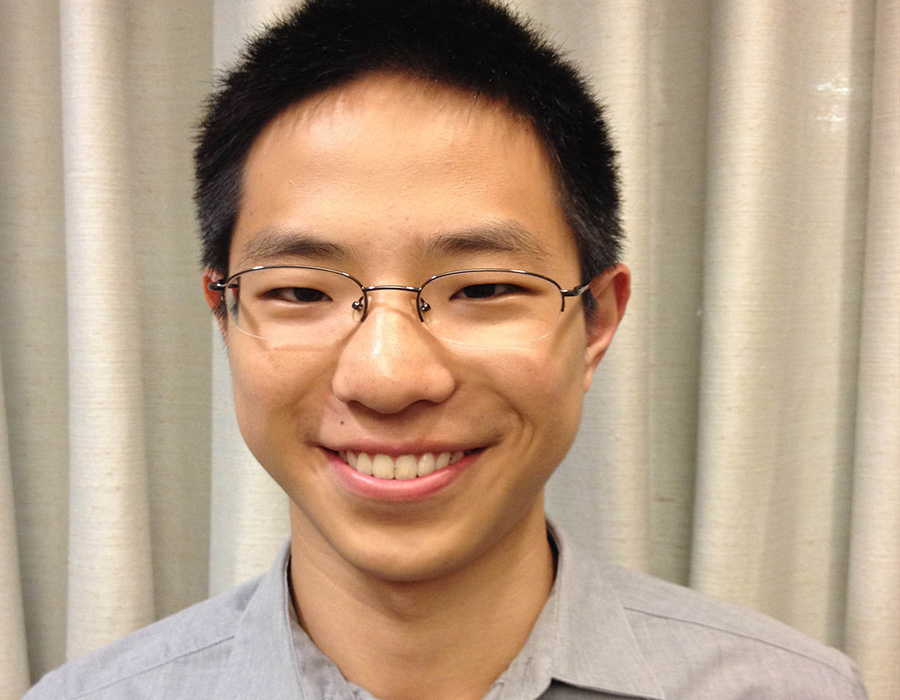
[224, 267, 567, 348]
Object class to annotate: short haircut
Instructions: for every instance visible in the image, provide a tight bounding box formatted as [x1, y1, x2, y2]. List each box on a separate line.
[195, 0, 621, 290]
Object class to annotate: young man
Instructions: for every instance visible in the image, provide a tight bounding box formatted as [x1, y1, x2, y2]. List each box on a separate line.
[27, 1, 866, 698]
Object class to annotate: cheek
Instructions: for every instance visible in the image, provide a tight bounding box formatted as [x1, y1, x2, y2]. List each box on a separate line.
[466, 331, 588, 435]
[468, 341, 587, 516]
[227, 341, 331, 466]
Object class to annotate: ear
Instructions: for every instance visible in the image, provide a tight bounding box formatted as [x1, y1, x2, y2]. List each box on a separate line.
[202, 269, 229, 339]
[582, 264, 630, 392]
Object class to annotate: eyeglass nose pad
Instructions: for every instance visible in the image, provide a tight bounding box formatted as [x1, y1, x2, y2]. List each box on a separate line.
[351, 297, 367, 321]
[419, 300, 431, 313]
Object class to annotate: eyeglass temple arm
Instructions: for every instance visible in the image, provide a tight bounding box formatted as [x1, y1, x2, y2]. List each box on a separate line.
[561, 282, 590, 298]
[559, 282, 591, 311]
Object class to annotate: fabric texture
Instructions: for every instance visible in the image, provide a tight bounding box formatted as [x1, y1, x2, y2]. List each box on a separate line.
[24, 524, 867, 700]
[1, 1, 897, 699]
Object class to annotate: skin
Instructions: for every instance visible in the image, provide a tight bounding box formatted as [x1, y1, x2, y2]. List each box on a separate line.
[204, 73, 629, 700]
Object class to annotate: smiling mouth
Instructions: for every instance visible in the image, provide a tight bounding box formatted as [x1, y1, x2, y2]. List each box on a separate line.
[337, 450, 480, 480]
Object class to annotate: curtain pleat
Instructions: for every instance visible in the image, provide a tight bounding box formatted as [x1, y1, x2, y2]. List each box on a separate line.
[126, 0, 214, 625]
[691, 0, 873, 647]
[0, 356, 28, 700]
[0, 1, 896, 698]
[60, 0, 155, 660]
[845, 0, 900, 695]
[642, 0, 711, 585]
[0, 0, 70, 684]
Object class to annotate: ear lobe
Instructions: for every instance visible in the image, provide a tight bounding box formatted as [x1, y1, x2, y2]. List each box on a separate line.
[582, 264, 630, 392]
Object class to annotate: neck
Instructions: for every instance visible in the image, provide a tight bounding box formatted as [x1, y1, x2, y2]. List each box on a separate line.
[288, 504, 554, 700]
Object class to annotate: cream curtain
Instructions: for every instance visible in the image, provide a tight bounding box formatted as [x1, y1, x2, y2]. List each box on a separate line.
[1, 1, 897, 698]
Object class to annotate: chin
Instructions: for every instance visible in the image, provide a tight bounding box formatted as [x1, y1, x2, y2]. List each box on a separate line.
[338, 519, 489, 582]
[320, 496, 544, 585]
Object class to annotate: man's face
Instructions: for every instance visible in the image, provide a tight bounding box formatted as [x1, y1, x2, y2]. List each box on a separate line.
[207, 74, 626, 582]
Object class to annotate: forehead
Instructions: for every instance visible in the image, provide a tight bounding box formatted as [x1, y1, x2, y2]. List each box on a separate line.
[232, 73, 579, 275]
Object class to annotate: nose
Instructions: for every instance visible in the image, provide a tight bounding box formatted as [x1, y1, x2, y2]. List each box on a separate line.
[331, 297, 456, 414]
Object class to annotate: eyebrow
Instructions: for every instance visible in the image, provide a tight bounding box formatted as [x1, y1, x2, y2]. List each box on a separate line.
[424, 221, 552, 262]
[234, 220, 551, 270]
[235, 229, 351, 268]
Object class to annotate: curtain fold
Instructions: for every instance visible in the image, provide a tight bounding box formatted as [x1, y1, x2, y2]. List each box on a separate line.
[60, 0, 156, 660]
[845, 0, 900, 690]
[0, 0, 70, 682]
[0, 355, 28, 700]
[1, 1, 896, 698]
[691, 0, 873, 647]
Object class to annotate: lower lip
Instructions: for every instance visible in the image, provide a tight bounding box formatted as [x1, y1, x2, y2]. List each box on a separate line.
[326, 450, 479, 502]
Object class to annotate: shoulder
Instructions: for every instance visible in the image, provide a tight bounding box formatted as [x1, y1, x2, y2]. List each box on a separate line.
[24, 576, 262, 700]
[603, 562, 867, 698]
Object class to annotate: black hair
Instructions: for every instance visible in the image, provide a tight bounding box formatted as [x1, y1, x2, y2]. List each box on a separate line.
[195, 0, 621, 290]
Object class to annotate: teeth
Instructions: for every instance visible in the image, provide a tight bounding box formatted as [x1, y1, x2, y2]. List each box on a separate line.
[356, 453, 374, 476]
[394, 455, 418, 480]
[340, 450, 472, 479]
[417, 453, 436, 477]
[372, 454, 394, 479]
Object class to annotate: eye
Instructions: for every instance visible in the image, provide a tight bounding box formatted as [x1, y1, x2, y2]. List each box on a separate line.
[266, 287, 332, 303]
[451, 282, 525, 300]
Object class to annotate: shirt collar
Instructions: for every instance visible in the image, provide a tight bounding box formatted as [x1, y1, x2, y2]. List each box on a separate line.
[537, 520, 665, 699]
[215, 522, 665, 699]
[215, 540, 306, 699]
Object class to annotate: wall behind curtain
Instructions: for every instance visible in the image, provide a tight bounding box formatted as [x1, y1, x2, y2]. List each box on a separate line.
[0, 1, 896, 699]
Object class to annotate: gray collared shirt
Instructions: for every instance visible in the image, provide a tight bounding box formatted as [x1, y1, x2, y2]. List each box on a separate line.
[26, 522, 867, 699]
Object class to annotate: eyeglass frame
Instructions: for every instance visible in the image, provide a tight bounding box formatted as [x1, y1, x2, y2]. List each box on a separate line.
[207, 264, 591, 331]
